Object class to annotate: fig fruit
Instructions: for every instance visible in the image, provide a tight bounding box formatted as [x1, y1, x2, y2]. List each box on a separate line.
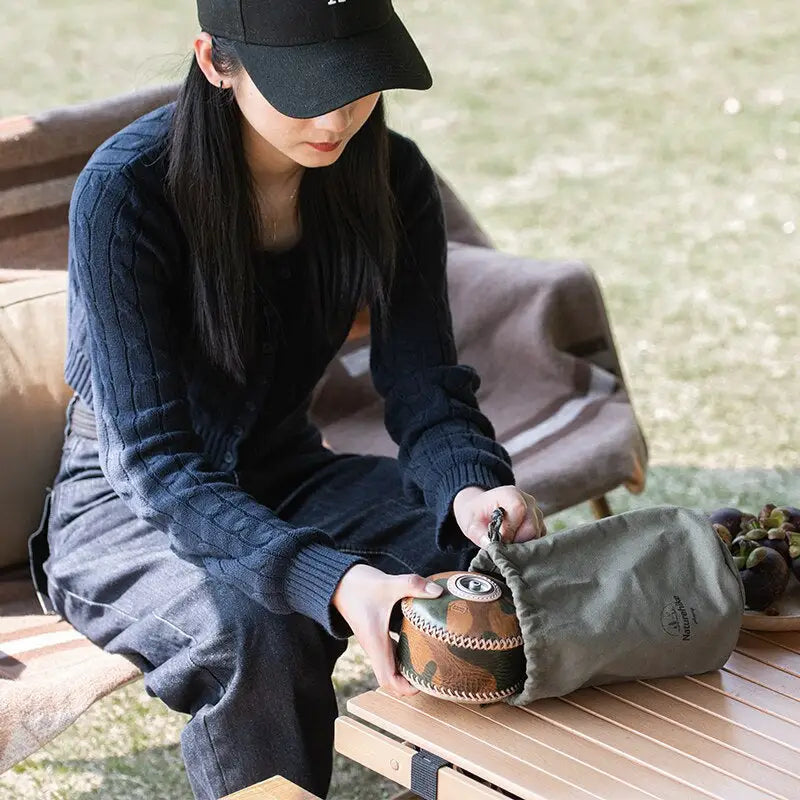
[739, 547, 789, 612]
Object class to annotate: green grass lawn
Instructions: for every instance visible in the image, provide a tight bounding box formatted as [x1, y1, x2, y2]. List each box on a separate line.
[2, 0, 799, 797]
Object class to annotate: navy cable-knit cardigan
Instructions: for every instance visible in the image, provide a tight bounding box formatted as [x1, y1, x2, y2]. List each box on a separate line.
[65, 103, 514, 638]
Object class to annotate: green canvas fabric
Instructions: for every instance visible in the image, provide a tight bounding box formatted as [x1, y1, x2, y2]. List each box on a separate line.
[470, 505, 745, 707]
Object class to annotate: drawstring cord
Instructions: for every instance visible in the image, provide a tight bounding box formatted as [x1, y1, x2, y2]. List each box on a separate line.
[488, 506, 506, 544]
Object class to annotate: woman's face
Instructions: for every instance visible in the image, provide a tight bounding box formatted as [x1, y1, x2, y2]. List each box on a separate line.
[194, 34, 380, 177]
[232, 67, 381, 172]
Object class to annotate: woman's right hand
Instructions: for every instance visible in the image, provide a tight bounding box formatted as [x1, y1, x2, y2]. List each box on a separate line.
[331, 563, 444, 697]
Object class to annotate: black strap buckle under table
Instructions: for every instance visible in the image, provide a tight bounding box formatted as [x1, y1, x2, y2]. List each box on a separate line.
[410, 748, 450, 800]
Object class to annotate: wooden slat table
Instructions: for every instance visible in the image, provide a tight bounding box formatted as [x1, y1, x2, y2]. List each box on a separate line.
[335, 629, 800, 799]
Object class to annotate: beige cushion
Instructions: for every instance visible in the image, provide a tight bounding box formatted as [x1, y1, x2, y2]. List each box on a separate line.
[0, 269, 71, 568]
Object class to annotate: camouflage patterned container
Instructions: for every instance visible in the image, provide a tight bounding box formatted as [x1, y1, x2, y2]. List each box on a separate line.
[397, 570, 526, 703]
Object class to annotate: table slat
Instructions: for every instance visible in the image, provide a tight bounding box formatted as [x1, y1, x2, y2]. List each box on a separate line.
[736, 631, 800, 676]
[741, 630, 800, 654]
[334, 717, 413, 788]
[349, 690, 602, 800]
[334, 717, 506, 800]
[521, 697, 766, 800]
[690, 671, 800, 724]
[595, 680, 799, 772]
[388, 691, 660, 800]
[562, 688, 800, 799]
[723, 652, 800, 700]
[639, 675, 800, 745]
[474, 702, 713, 800]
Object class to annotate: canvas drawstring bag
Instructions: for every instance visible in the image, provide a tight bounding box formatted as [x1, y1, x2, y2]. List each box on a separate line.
[469, 504, 745, 706]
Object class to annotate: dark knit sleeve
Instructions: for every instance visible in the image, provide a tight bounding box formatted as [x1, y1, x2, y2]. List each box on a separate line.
[370, 138, 515, 552]
[68, 166, 362, 638]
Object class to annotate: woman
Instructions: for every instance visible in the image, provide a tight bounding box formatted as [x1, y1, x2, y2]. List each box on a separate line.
[37, 0, 546, 796]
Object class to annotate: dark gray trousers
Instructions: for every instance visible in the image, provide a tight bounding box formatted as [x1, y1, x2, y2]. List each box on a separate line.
[40, 398, 476, 799]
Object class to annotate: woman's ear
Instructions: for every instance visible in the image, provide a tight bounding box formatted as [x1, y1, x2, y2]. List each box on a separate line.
[193, 32, 224, 89]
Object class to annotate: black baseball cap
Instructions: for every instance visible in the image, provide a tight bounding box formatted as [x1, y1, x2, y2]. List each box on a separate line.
[196, 0, 433, 119]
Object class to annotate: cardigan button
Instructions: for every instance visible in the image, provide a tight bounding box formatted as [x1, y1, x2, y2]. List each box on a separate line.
[232, 425, 243, 436]
[223, 451, 234, 464]
[244, 401, 256, 412]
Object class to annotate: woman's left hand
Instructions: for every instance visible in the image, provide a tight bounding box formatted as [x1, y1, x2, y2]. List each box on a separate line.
[453, 485, 547, 548]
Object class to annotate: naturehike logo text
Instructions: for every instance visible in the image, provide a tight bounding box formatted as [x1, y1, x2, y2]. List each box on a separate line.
[328, 0, 346, 5]
[661, 595, 696, 641]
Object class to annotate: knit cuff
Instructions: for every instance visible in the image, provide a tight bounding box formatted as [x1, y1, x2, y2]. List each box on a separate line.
[283, 543, 365, 639]
[433, 461, 512, 552]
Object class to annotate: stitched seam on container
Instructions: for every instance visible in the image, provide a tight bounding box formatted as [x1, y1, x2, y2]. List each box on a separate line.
[400, 598, 523, 650]
[399, 664, 523, 702]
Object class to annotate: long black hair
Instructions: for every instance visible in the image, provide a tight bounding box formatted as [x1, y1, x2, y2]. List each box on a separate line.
[166, 36, 397, 383]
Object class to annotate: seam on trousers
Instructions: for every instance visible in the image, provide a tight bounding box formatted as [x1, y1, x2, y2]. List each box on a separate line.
[59, 433, 90, 481]
[159, 612, 230, 697]
[203, 711, 230, 797]
[52, 582, 139, 622]
[130, 610, 228, 698]
[151, 612, 196, 642]
[52, 581, 229, 698]
[338, 546, 418, 574]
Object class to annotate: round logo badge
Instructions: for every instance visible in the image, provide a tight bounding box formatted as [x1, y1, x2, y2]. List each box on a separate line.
[446, 573, 502, 602]
[661, 603, 681, 637]
[660, 596, 694, 640]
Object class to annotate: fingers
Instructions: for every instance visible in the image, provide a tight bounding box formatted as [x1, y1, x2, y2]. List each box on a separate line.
[381, 574, 444, 694]
[364, 576, 434, 697]
[472, 490, 547, 546]
[465, 519, 488, 548]
[512, 494, 547, 542]
[514, 515, 546, 542]
[397, 573, 444, 600]
[363, 628, 418, 697]
[479, 496, 529, 545]
[360, 573, 443, 698]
